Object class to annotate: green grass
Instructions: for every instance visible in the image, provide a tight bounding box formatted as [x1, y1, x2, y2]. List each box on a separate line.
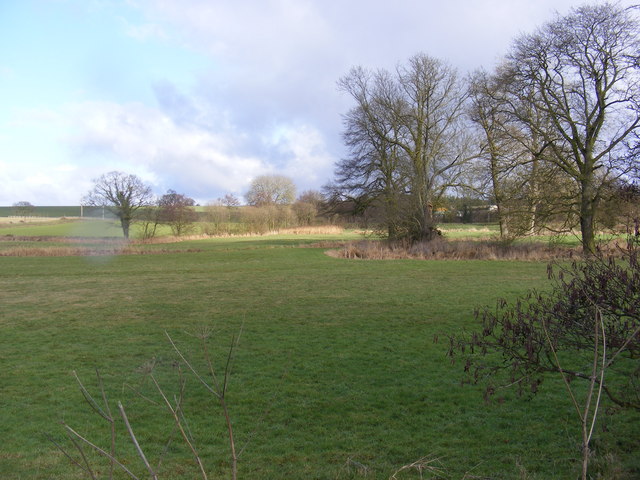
[0, 229, 638, 479]
[0, 205, 111, 218]
[0, 218, 125, 237]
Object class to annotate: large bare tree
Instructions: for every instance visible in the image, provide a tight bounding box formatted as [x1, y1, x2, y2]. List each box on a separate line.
[334, 53, 473, 241]
[504, 3, 640, 253]
[468, 69, 576, 239]
[334, 67, 407, 238]
[468, 69, 516, 237]
[83, 171, 154, 239]
[397, 54, 474, 240]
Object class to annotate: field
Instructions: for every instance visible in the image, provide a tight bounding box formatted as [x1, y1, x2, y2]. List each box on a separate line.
[1, 220, 638, 479]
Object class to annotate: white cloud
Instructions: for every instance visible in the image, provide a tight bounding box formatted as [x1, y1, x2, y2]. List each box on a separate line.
[6, 0, 633, 206]
[66, 97, 339, 201]
[266, 123, 335, 191]
[0, 159, 89, 206]
[68, 100, 268, 201]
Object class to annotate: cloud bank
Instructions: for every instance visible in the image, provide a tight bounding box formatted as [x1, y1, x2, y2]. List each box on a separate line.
[2, 0, 631, 205]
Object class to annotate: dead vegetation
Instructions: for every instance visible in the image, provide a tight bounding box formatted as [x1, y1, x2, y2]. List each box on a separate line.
[0, 216, 72, 225]
[327, 237, 588, 261]
[0, 226, 346, 257]
[0, 245, 202, 257]
[0, 235, 201, 257]
[272, 225, 345, 235]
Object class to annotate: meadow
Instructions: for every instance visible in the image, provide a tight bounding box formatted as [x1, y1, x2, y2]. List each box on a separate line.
[0, 220, 638, 479]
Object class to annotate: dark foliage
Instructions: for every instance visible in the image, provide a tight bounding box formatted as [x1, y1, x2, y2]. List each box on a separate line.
[449, 243, 640, 411]
[12, 201, 35, 217]
[158, 189, 198, 236]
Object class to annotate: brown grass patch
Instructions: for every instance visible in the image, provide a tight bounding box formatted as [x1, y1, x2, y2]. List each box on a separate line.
[0, 245, 202, 257]
[303, 240, 351, 249]
[1, 235, 125, 244]
[270, 225, 345, 235]
[0, 236, 202, 256]
[137, 226, 346, 244]
[440, 226, 496, 233]
[327, 237, 584, 261]
[0, 216, 69, 225]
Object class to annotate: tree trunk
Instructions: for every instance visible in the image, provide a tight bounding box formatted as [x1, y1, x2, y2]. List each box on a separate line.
[419, 201, 438, 241]
[497, 205, 509, 238]
[490, 157, 509, 238]
[527, 154, 540, 236]
[120, 217, 130, 239]
[580, 177, 597, 254]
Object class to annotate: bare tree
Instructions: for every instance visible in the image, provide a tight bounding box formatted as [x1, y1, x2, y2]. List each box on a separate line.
[334, 54, 474, 241]
[468, 70, 518, 237]
[83, 171, 154, 239]
[12, 201, 35, 217]
[219, 194, 241, 208]
[245, 175, 296, 206]
[158, 190, 197, 236]
[296, 190, 325, 208]
[504, 3, 640, 253]
[398, 54, 474, 240]
[335, 67, 408, 238]
[468, 69, 576, 238]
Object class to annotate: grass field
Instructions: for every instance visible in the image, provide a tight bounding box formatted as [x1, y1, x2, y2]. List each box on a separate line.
[1, 222, 638, 479]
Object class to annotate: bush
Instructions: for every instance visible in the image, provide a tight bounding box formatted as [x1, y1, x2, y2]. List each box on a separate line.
[448, 242, 640, 478]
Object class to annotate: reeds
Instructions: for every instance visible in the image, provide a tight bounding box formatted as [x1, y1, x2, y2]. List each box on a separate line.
[329, 237, 582, 261]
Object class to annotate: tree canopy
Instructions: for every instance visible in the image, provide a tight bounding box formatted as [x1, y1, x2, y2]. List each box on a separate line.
[83, 171, 154, 239]
[332, 3, 640, 250]
[333, 53, 473, 240]
[245, 175, 296, 206]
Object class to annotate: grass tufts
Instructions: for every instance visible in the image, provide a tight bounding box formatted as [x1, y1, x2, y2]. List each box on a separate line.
[329, 237, 581, 261]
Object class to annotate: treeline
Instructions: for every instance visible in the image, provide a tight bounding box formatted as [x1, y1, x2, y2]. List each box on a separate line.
[138, 195, 331, 240]
[327, 3, 640, 252]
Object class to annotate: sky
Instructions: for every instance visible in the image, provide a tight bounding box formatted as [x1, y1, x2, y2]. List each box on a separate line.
[0, 0, 635, 206]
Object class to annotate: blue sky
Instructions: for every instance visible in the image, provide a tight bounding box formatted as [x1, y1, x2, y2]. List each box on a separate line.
[1, 0, 634, 205]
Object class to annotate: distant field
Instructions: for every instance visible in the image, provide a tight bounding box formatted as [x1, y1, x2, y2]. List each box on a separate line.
[0, 218, 125, 237]
[0, 216, 501, 239]
[0, 226, 637, 479]
[0, 206, 107, 218]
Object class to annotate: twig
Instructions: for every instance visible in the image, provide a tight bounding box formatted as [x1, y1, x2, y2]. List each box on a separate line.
[166, 331, 217, 396]
[95, 369, 116, 480]
[62, 423, 141, 479]
[541, 318, 582, 418]
[73, 370, 109, 421]
[151, 374, 209, 479]
[118, 402, 158, 480]
[45, 431, 96, 479]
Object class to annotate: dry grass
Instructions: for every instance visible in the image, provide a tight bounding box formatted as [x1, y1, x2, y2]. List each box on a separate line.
[440, 226, 496, 233]
[2, 235, 125, 244]
[0, 245, 201, 257]
[0, 216, 68, 225]
[303, 240, 351, 249]
[138, 225, 346, 244]
[0, 225, 348, 256]
[139, 233, 217, 244]
[0, 235, 202, 256]
[328, 237, 583, 261]
[269, 225, 345, 235]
